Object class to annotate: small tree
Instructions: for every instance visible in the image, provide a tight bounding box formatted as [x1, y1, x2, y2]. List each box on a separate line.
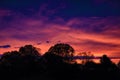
[100, 55, 112, 66]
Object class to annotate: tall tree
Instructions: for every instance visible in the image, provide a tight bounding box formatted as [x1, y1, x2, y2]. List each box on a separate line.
[46, 43, 75, 63]
[48, 43, 74, 57]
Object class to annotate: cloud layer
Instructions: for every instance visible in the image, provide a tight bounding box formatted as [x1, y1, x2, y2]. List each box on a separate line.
[0, 8, 120, 57]
[0, 0, 120, 57]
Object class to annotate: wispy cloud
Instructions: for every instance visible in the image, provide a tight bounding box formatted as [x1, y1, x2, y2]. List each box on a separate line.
[0, 6, 120, 57]
[0, 45, 11, 48]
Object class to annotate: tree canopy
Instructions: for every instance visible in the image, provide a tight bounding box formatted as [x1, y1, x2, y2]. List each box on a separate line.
[19, 45, 40, 57]
[47, 43, 75, 58]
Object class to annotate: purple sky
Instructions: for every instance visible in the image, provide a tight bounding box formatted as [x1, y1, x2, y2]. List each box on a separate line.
[0, 0, 120, 57]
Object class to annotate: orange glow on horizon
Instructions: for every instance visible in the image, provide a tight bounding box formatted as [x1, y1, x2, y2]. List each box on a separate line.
[0, 16, 120, 64]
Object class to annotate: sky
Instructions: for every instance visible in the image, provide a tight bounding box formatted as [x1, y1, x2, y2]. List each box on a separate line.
[0, 0, 120, 57]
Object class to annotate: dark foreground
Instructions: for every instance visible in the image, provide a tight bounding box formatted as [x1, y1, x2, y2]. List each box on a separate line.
[0, 44, 120, 80]
[0, 53, 120, 80]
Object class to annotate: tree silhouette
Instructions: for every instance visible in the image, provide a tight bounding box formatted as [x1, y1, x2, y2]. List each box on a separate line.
[1, 43, 120, 80]
[1, 51, 22, 70]
[47, 43, 75, 62]
[1, 51, 21, 63]
[19, 45, 40, 57]
[48, 43, 74, 57]
[100, 55, 113, 67]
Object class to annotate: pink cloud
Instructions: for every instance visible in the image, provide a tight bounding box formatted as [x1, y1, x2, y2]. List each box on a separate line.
[0, 8, 120, 59]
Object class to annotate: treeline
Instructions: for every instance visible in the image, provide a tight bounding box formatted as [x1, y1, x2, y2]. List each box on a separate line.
[0, 43, 120, 80]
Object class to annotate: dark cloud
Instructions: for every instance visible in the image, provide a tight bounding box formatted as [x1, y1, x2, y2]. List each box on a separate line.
[0, 45, 11, 48]
[0, 0, 120, 19]
[46, 41, 50, 43]
[67, 17, 120, 35]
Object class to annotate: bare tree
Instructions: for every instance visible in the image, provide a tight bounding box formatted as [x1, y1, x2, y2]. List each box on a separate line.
[78, 52, 94, 64]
